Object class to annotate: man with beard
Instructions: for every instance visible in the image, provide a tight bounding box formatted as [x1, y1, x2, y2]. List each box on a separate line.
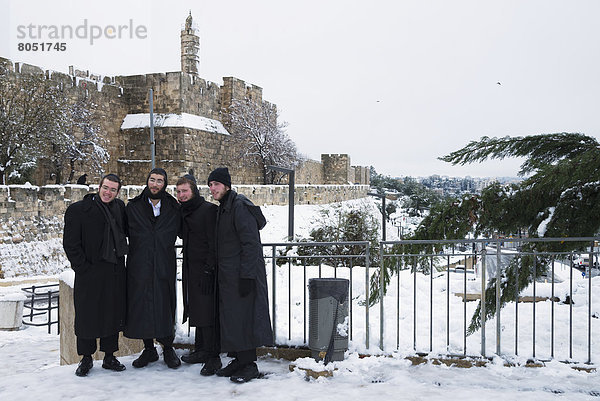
[175, 174, 221, 375]
[63, 173, 128, 377]
[207, 167, 273, 383]
[125, 168, 181, 369]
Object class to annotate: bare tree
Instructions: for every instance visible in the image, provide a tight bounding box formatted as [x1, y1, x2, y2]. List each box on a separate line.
[48, 96, 108, 183]
[227, 98, 302, 184]
[0, 69, 71, 184]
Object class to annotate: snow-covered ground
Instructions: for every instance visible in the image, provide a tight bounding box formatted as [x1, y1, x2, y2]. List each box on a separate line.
[1, 198, 600, 399]
[1, 323, 599, 400]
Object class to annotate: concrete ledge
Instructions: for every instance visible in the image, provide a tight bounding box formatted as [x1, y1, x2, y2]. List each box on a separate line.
[59, 280, 144, 365]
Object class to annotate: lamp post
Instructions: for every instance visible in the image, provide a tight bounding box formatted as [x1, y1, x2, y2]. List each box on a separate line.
[368, 192, 386, 241]
[267, 165, 295, 241]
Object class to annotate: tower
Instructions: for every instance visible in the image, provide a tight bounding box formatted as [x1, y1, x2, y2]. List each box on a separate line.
[180, 12, 200, 76]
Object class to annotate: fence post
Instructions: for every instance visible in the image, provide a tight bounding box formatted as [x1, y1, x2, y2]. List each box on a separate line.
[588, 241, 593, 364]
[271, 245, 277, 345]
[496, 239, 501, 356]
[365, 243, 370, 350]
[46, 291, 52, 334]
[481, 247, 487, 357]
[379, 242, 384, 351]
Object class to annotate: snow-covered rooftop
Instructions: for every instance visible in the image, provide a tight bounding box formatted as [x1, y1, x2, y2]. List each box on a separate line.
[121, 113, 230, 135]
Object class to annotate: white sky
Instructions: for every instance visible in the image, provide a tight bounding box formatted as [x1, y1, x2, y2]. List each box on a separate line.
[2, 0, 600, 178]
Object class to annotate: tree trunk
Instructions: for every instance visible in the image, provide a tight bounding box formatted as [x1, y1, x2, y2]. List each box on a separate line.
[262, 164, 268, 185]
[68, 158, 75, 183]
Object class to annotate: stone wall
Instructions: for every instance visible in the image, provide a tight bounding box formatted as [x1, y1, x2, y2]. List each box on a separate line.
[0, 183, 367, 278]
[296, 159, 324, 185]
[322, 154, 352, 184]
[0, 183, 368, 244]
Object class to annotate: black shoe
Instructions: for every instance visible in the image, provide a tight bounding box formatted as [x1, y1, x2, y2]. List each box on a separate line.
[216, 358, 241, 377]
[163, 347, 181, 369]
[102, 355, 126, 372]
[75, 355, 93, 377]
[230, 362, 260, 383]
[132, 347, 159, 368]
[200, 357, 222, 376]
[181, 350, 210, 364]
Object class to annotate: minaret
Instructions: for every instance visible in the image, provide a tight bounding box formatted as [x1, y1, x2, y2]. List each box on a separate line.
[181, 12, 200, 76]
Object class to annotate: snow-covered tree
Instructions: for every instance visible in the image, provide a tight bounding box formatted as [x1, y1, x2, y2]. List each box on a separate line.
[0, 69, 69, 184]
[370, 133, 600, 331]
[226, 98, 302, 184]
[48, 96, 108, 184]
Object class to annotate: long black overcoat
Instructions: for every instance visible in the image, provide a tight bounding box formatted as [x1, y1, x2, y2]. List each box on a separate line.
[180, 196, 218, 327]
[124, 192, 180, 339]
[216, 190, 273, 351]
[63, 194, 126, 339]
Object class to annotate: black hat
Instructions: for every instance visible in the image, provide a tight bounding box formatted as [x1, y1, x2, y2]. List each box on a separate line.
[148, 168, 168, 187]
[183, 174, 196, 185]
[207, 167, 231, 188]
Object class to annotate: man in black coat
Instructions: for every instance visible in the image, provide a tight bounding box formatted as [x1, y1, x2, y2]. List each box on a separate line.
[124, 168, 181, 369]
[176, 174, 221, 375]
[208, 167, 273, 383]
[63, 173, 128, 377]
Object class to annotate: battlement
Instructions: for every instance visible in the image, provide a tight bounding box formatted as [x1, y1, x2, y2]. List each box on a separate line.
[0, 14, 370, 187]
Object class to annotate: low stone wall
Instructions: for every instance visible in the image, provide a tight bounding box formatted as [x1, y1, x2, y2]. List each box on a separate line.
[59, 278, 144, 365]
[0, 183, 368, 245]
[0, 183, 368, 277]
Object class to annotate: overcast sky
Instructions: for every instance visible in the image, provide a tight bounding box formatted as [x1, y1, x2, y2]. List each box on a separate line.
[2, 0, 600, 178]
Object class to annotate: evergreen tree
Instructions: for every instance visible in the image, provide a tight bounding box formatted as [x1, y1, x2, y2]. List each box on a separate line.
[370, 133, 600, 332]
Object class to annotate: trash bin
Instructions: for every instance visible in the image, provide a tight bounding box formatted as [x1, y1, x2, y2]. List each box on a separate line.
[0, 293, 26, 331]
[308, 278, 349, 363]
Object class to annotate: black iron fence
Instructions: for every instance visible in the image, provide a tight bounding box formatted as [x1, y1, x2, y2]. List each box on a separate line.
[262, 237, 599, 364]
[21, 283, 59, 334]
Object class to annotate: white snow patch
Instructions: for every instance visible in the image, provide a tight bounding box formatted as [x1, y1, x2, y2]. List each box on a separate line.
[121, 113, 230, 135]
[537, 206, 555, 237]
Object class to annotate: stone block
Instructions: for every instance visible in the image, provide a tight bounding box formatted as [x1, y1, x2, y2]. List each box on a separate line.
[59, 279, 143, 365]
[64, 185, 90, 203]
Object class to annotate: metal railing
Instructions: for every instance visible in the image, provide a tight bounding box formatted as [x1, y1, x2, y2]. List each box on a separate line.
[21, 283, 60, 334]
[263, 241, 371, 347]
[261, 237, 598, 364]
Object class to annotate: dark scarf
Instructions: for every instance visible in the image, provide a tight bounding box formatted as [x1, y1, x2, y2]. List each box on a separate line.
[180, 194, 202, 217]
[94, 195, 128, 264]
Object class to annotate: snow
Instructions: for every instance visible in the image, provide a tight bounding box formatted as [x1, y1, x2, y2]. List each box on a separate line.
[537, 207, 555, 237]
[120, 113, 230, 135]
[0, 292, 27, 302]
[1, 197, 600, 399]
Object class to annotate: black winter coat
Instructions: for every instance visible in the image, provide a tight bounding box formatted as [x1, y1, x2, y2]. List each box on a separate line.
[63, 194, 126, 339]
[180, 196, 218, 327]
[124, 191, 180, 339]
[215, 190, 273, 351]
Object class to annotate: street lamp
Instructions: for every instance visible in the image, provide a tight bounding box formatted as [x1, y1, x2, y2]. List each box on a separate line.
[267, 165, 295, 241]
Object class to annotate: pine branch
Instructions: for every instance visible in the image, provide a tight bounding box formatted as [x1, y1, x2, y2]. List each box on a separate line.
[439, 133, 599, 175]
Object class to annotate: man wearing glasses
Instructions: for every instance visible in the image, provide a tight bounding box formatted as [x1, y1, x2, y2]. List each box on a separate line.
[124, 168, 182, 369]
[63, 173, 128, 377]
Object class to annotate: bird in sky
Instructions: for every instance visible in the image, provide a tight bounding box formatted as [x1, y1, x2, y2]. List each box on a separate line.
[497, 82, 502, 85]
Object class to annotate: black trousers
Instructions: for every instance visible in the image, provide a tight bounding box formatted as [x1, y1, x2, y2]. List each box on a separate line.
[231, 349, 257, 364]
[143, 335, 175, 349]
[194, 325, 219, 356]
[77, 333, 119, 356]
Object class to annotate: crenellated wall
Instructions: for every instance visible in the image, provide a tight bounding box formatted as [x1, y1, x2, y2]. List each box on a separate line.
[0, 14, 370, 187]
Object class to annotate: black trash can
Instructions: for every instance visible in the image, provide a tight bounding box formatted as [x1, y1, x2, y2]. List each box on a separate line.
[308, 278, 349, 363]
